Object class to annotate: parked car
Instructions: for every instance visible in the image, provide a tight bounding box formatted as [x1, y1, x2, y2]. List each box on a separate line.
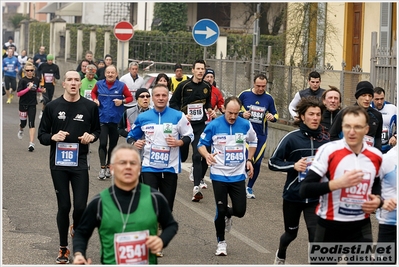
[142, 73, 192, 108]
[141, 73, 192, 107]
[142, 73, 192, 90]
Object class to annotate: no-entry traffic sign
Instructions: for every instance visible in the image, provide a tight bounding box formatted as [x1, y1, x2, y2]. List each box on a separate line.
[114, 21, 134, 42]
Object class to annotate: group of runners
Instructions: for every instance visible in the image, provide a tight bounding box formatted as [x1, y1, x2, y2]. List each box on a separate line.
[3, 48, 397, 264]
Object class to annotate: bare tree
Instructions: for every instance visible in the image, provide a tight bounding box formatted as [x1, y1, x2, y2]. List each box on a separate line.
[283, 3, 339, 68]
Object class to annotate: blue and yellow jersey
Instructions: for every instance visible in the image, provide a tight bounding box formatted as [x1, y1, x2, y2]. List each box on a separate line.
[238, 88, 278, 137]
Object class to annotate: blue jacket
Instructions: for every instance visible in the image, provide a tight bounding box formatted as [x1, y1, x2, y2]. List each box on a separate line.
[3, 56, 20, 78]
[268, 123, 330, 202]
[96, 79, 126, 124]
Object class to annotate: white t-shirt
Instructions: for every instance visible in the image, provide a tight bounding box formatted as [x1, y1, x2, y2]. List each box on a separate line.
[119, 73, 144, 107]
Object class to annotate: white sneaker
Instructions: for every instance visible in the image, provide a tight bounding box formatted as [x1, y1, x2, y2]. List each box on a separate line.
[39, 111, 43, 119]
[98, 168, 106, 180]
[105, 166, 111, 178]
[28, 142, 35, 152]
[246, 187, 256, 199]
[189, 166, 194, 182]
[200, 179, 208, 189]
[192, 186, 203, 202]
[215, 241, 227, 256]
[17, 130, 23, 140]
[274, 250, 285, 265]
[225, 216, 232, 232]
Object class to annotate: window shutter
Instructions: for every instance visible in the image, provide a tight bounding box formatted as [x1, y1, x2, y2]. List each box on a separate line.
[379, 3, 392, 48]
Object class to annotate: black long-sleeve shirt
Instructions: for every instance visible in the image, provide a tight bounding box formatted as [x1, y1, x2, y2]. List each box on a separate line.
[37, 62, 60, 86]
[73, 184, 178, 257]
[38, 96, 101, 170]
[169, 78, 212, 125]
[328, 105, 383, 151]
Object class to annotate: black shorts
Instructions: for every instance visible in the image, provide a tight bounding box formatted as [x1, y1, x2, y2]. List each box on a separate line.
[4, 76, 16, 91]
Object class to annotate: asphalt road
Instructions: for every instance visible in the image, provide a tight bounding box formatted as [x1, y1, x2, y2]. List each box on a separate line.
[2, 84, 380, 266]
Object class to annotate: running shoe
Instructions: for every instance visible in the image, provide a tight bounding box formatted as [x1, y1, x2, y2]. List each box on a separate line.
[56, 247, 70, 264]
[69, 224, 74, 238]
[10, 93, 14, 100]
[215, 241, 227, 256]
[246, 187, 256, 199]
[200, 179, 208, 189]
[39, 111, 43, 119]
[17, 130, 23, 139]
[105, 166, 111, 178]
[28, 142, 35, 152]
[98, 167, 106, 180]
[6, 97, 11, 104]
[156, 251, 164, 257]
[189, 166, 194, 182]
[192, 186, 203, 202]
[225, 216, 232, 232]
[274, 250, 285, 265]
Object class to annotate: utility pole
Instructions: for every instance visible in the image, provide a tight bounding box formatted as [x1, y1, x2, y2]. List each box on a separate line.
[251, 3, 261, 83]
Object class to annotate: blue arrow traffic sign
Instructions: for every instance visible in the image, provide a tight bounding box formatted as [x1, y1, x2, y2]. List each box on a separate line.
[192, 19, 220, 47]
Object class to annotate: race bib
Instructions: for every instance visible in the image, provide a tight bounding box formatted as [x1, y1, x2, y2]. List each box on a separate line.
[187, 103, 204, 121]
[235, 133, 244, 144]
[55, 142, 79, 166]
[298, 156, 315, 182]
[149, 145, 170, 167]
[249, 105, 266, 124]
[114, 230, 149, 265]
[84, 90, 93, 100]
[363, 135, 374, 147]
[205, 110, 212, 124]
[338, 171, 371, 216]
[44, 73, 54, 83]
[7, 64, 14, 72]
[381, 126, 389, 144]
[163, 123, 173, 134]
[224, 145, 244, 166]
[19, 111, 27, 120]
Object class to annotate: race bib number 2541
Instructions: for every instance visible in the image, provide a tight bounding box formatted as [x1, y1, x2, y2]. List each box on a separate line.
[114, 230, 149, 265]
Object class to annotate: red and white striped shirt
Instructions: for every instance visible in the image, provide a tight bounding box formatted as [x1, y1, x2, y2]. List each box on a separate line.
[310, 139, 382, 222]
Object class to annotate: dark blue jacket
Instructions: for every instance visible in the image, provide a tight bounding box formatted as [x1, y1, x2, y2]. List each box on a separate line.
[268, 124, 330, 202]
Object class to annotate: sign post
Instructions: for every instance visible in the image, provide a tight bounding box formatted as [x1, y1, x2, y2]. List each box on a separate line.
[192, 19, 220, 60]
[114, 21, 134, 75]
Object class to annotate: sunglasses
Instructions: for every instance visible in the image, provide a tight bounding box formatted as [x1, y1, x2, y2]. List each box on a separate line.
[25, 69, 35, 72]
[138, 95, 150, 98]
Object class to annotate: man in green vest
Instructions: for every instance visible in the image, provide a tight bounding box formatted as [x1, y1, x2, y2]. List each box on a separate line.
[80, 64, 97, 99]
[72, 144, 178, 265]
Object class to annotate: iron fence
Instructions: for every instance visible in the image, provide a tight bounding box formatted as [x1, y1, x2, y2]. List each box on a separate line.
[204, 58, 373, 120]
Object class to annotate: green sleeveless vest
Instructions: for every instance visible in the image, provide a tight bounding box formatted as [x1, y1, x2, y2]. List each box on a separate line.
[99, 184, 158, 264]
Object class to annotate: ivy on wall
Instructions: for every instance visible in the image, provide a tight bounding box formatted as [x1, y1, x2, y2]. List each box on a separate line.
[28, 23, 284, 64]
[28, 22, 50, 55]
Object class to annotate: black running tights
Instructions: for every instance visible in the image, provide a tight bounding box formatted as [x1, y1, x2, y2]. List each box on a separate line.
[50, 169, 89, 246]
[98, 123, 119, 167]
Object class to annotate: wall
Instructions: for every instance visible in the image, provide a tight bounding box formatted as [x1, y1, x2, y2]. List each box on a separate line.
[325, 3, 346, 71]
[265, 122, 296, 159]
[229, 3, 253, 33]
[285, 3, 384, 73]
[31, 2, 51, 22]
[82, 3, 105, 25]
[362, 3, 381, 72]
